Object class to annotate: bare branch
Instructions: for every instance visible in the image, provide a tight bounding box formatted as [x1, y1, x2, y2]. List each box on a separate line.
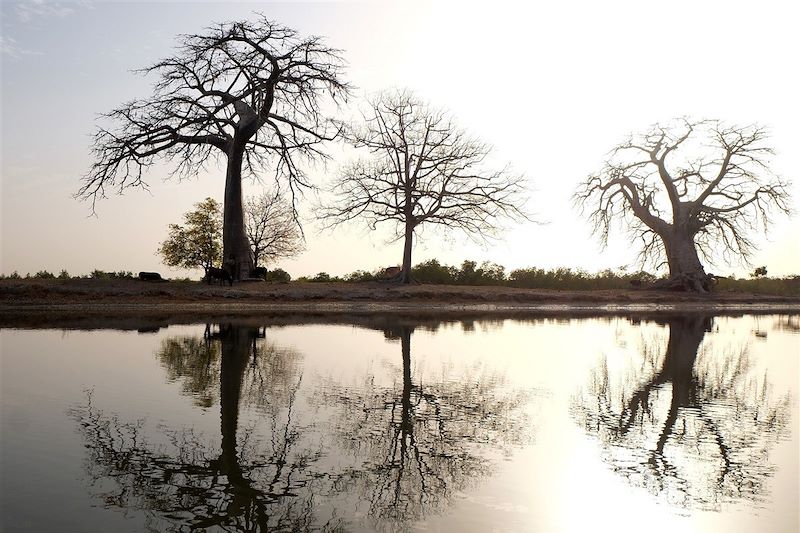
[78, 16, 351, 212]
[321, 90, 533, 248]
[575, 119, 791, 279]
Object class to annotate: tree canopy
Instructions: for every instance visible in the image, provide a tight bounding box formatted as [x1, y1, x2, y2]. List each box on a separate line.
[158, 197, 222, 276]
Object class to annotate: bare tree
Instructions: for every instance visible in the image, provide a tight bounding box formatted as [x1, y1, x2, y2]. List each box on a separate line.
[78, 17, 349, 280]
[575, 119, 791, 292]
[321, 90, 530, 283]
[245, 190, 304, 270]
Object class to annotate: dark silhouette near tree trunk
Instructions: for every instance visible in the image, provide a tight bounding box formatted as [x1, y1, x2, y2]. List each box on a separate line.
[321, 90, 531, 283]
[79, 17, 349, 280]
[575, 120, 791, 292]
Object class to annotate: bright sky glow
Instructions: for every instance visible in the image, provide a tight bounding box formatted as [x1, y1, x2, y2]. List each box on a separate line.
[1, 0, 798, 278]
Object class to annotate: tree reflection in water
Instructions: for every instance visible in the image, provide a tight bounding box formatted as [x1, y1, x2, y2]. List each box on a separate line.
[71, 320, 535, 532]
[571, 315, 792, 510]
[72, 324, 341, 532]
[319, 324, 533, 528]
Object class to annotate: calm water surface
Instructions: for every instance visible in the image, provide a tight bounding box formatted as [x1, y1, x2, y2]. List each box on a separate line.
[1, 314, 798, 532]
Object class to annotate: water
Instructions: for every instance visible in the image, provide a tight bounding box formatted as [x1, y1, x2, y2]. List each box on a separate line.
[1, 314, 797, 532]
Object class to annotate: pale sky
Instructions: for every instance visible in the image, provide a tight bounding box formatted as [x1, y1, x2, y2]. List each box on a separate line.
[2, 0, 798, 279]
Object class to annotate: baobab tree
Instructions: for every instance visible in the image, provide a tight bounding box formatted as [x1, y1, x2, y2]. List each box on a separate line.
[245, 190, 304, 270]
[78, 17, 348, 280]
[322, 91, 530, 283]
[575, 120, 791, 292]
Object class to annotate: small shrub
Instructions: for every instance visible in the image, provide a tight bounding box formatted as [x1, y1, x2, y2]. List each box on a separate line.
[309, 272, 336, 282]
[345, 269, 379, 282]
[264, 268, 291, 283]
[412, 260, 458, 284]
[34, 270, 56, 279]
[90, 269, 134, 280]
[57, 269, 71, 280]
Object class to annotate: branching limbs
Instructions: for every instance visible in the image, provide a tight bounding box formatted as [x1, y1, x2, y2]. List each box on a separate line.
[575, 119, 791, 270]
[321, 90, 531, 243]
[244, 190, 304, 268]
[79, 16, 350, 212]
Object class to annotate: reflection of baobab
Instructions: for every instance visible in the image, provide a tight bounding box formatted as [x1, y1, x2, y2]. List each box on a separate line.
[72, 324, 339, 532]
[157, 324, 303, 409]
[572, 316, 791, 510]
[321, 324, 533, 526]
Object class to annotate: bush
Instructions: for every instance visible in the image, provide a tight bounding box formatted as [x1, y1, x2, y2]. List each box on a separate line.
[90, 270, 134, 280]
[412, 260, 458, 284]
[34, 270, 56, 279]
[264, 268, 291, 283]
[345, 269, 380, 282]
[308, 272, 340, 282]
[57, 269, 71, 280]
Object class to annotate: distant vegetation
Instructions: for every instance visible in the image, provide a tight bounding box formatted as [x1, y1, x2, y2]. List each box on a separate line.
[3, 262, 798, 295]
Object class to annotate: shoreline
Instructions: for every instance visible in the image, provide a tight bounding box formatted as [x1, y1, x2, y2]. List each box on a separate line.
[2, 279, 799, 329]
[2, 301, 799, 332]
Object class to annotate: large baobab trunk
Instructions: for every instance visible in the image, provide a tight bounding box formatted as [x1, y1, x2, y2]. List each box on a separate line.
[660, 230, 712, 292]
[223, 144, 255, 281]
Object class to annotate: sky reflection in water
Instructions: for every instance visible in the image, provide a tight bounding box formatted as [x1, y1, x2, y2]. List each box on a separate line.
[1, 315, 797, 532]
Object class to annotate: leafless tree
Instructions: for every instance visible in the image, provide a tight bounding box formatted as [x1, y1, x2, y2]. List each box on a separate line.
[575, 119, 791, 292]
[321, 90, 530, 283]
[245, 190, 304, 270]
[78, 16, 349, 280]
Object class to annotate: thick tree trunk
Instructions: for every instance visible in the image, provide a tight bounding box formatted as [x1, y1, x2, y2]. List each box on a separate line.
[223, 144, 254, 281]
[660, 231, 711, 292]
[400, 222, 414, 284]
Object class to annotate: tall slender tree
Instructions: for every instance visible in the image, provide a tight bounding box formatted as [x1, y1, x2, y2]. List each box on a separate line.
[575, 119, 791, 292]
[321, 90, 530, 283]
[79, 17, 349, 280]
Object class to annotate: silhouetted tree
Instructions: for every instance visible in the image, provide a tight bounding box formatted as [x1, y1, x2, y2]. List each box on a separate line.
[158, 197, 222, 278]
[322, 91, 530, 283]
[571, 316, 791, 509]
[575, 120, 791, 292]
[79, 17, 349, 280]
[245, 190, 304, 269]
